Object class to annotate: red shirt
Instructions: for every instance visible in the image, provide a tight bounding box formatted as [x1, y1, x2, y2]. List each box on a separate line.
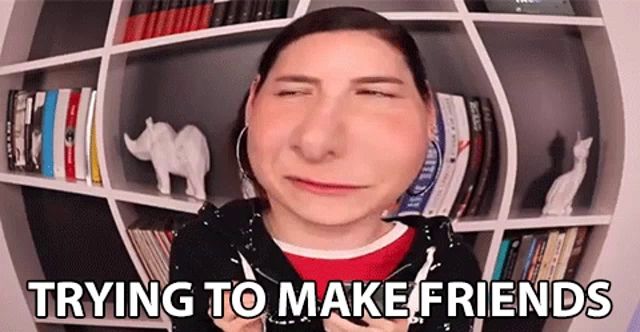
[278, 223, 415, 298]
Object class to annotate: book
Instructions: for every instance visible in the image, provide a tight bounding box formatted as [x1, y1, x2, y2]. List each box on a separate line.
[467, 97, 497, 216]
[424, 92, 458, 217]
[12, 90, 31, 171]
[53, 89, 71, 178]
[501, 237, 522, 280]
[271, 0, 288, 19]
[180, 0, 196, 32]
[188, 0, 205, 30]
[438, 93, 470, 217]
[23, 94, 34, 172]
[142, 0, 163, 39]
[450, 97, 484, 219]
[511, 234, 534, 281]
[553, 227, 579, 280]
[27, 91, 46, 172]
[546, 231, 566, 281]
[253, 0, 266, 21]
[198, 0, 215, 29]
[526, 233, 548, 281]
[74, 88, 93, 180]
[562, 227, 589, 280]
[152, 0, 173, 37]
[161, 0, 181, 36]
[210, 0, 230, 27]
[223, 0, 240, 25]
[87, 91, 101, 184]
[6, 90, 16, 171]
[124, 0, 154, 42]
[492, 238, 512, 280]
[64, 90, 80, 180]
[536, 230, 561, 282]
[237, 0, 254, 23]
[172, 0, 188, 33]
[41, 90, 59, 177]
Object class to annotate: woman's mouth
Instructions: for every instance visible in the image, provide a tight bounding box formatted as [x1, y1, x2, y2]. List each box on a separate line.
[285, 176, 368, 196]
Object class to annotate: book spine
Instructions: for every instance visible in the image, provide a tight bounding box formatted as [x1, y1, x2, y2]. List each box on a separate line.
[153, 0, 172, 37]
[450, 97, 484, 219]
[210, 0, 230, 27]
[511, 234, 534, 281]
[13, 91, 29, 171]
[64, 90, 80, 180]
[74, 88, 92, 180]
[30, 92, 46, 172]
[271, 0, 287, 19]
[263, 0, 273, 19]
[88, 91, 102, 184]
[24, 95, 35, 172]
[143, 0, 163, 39]
[562, 227, 589, 280]
[188, 0, 205, 30]
[41, 90, 58, 177]
[162, 0, 181, 36]
[180, 0, 196, 32]
[536, 230, 559, 282]
[501, 237, 521, 280]
[553, 227, 578, 280]
[6, 90, 16, 171]
[125, 0, 155, 42]
[53, 89, 71, 178]
[467, 97, 496, 216]
[223, 0, 239, 25]
[237, 0, 253, 23]
[547, 232, 566, 281]
[520, 236, 539, 280]
[438, 94, 470, 217]
[492, 238, 512, 280]
[424, 93, 457, 216]
[527, 235, 548, 281]
[199, 0, 215, 29]
[172, 0, 188, 33]
[253, 0, 266, 21]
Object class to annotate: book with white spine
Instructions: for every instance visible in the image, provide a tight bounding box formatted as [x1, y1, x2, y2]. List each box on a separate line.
[53, 89, 71, 178]
[438, 94, 470, 217]
[423, 92, 458, 217]
[74, 88, 93, 180]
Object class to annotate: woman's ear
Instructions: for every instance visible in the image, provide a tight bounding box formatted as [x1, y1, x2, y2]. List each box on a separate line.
[244, 74, 261, 126]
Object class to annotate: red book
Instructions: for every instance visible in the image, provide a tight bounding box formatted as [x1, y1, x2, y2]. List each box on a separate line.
[64, 91, 81, 180]
[123, 0, 154, 42]
[153, 0, 172, 37]
[188, 0, 204, 31]
[180, 0, 196, 32]
[162, 0, 181, 36]
[199, 0, 215, 29]
[142, 0, 162, 39]
[172, 0, 188, 34]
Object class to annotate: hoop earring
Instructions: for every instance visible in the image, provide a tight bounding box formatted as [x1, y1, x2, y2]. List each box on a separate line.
[405, 140, 442, 197]
[236, 126, 257, 199]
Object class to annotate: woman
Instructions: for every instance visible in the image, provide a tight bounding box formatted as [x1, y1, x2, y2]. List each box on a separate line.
[170, 6, 481, 332]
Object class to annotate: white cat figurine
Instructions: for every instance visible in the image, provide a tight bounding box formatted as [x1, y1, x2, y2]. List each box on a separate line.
[542, 132, 593, 216]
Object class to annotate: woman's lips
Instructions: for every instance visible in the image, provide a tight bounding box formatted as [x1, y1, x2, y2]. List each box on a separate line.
[285, 176, 368, 195]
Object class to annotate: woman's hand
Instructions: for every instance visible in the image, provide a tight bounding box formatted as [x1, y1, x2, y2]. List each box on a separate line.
[208, 288, 265, 332]
[323, 312, 409, 332]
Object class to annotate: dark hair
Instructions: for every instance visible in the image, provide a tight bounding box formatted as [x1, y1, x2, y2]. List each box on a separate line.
[233, 7, 430, 196]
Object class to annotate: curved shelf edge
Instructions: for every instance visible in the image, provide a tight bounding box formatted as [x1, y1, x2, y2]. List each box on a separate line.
[468, 13, 605, 26]
[0, 172, 108, 198]
[0, 48, 105, 76]
[505, 214, 611, 230]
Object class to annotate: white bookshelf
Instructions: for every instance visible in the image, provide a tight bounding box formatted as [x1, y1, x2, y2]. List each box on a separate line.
[0, 0, 638, 331]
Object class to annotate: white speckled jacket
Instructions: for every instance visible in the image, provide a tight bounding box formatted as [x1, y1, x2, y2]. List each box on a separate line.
[169, 198, 481, 332]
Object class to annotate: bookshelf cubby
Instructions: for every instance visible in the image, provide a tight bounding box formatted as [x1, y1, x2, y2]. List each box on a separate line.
[1, 0, 636, 331]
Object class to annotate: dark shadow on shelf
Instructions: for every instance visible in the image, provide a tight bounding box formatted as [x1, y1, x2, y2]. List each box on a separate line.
[22, 187, 140, 302]
[520, 132, 566, 212]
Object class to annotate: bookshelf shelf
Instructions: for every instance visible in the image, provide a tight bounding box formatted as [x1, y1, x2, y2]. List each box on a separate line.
[34, 300, 168, 330]
[468, 13, 605, 26]
[0, 1, 637, 332]
[0, 48, 105, 76]
[0, 172, 107, 199]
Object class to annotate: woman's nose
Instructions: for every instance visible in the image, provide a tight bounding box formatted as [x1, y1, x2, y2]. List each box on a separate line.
[289, 99, 347, 163]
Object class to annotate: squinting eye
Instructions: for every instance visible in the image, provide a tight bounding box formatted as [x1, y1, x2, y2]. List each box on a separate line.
[357, 89, 396, 98]
[275, 90, 308, 97]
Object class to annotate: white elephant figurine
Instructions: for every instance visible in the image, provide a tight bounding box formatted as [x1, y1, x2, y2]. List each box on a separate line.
[124, 117, 210, 200]
[542, 132, 593, 216]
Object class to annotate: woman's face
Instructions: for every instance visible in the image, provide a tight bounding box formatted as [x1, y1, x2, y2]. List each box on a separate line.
[246, 30, 434, 226]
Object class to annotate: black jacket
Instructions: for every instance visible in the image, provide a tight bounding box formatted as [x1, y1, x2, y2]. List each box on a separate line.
[169, 198, 481, 332]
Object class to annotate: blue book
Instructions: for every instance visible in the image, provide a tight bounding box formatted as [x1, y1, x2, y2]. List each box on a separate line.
[492, 238, 512, 280]
[396, 101, 445, 216]
[521, 237, 539, 280]
[41, 90, 58, 177]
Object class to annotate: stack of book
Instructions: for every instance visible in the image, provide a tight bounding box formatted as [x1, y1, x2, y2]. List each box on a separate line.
[5, 89, 102, 184]
[391, 92, 498, 220]
[492, 227, 590, 282]
[123, 0, 289, 43]
[127, 212, 194, 286]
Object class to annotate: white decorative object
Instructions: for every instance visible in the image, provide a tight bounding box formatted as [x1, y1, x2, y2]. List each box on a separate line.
[542, 132, 593, 216]
[124, 117, 210, 200]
